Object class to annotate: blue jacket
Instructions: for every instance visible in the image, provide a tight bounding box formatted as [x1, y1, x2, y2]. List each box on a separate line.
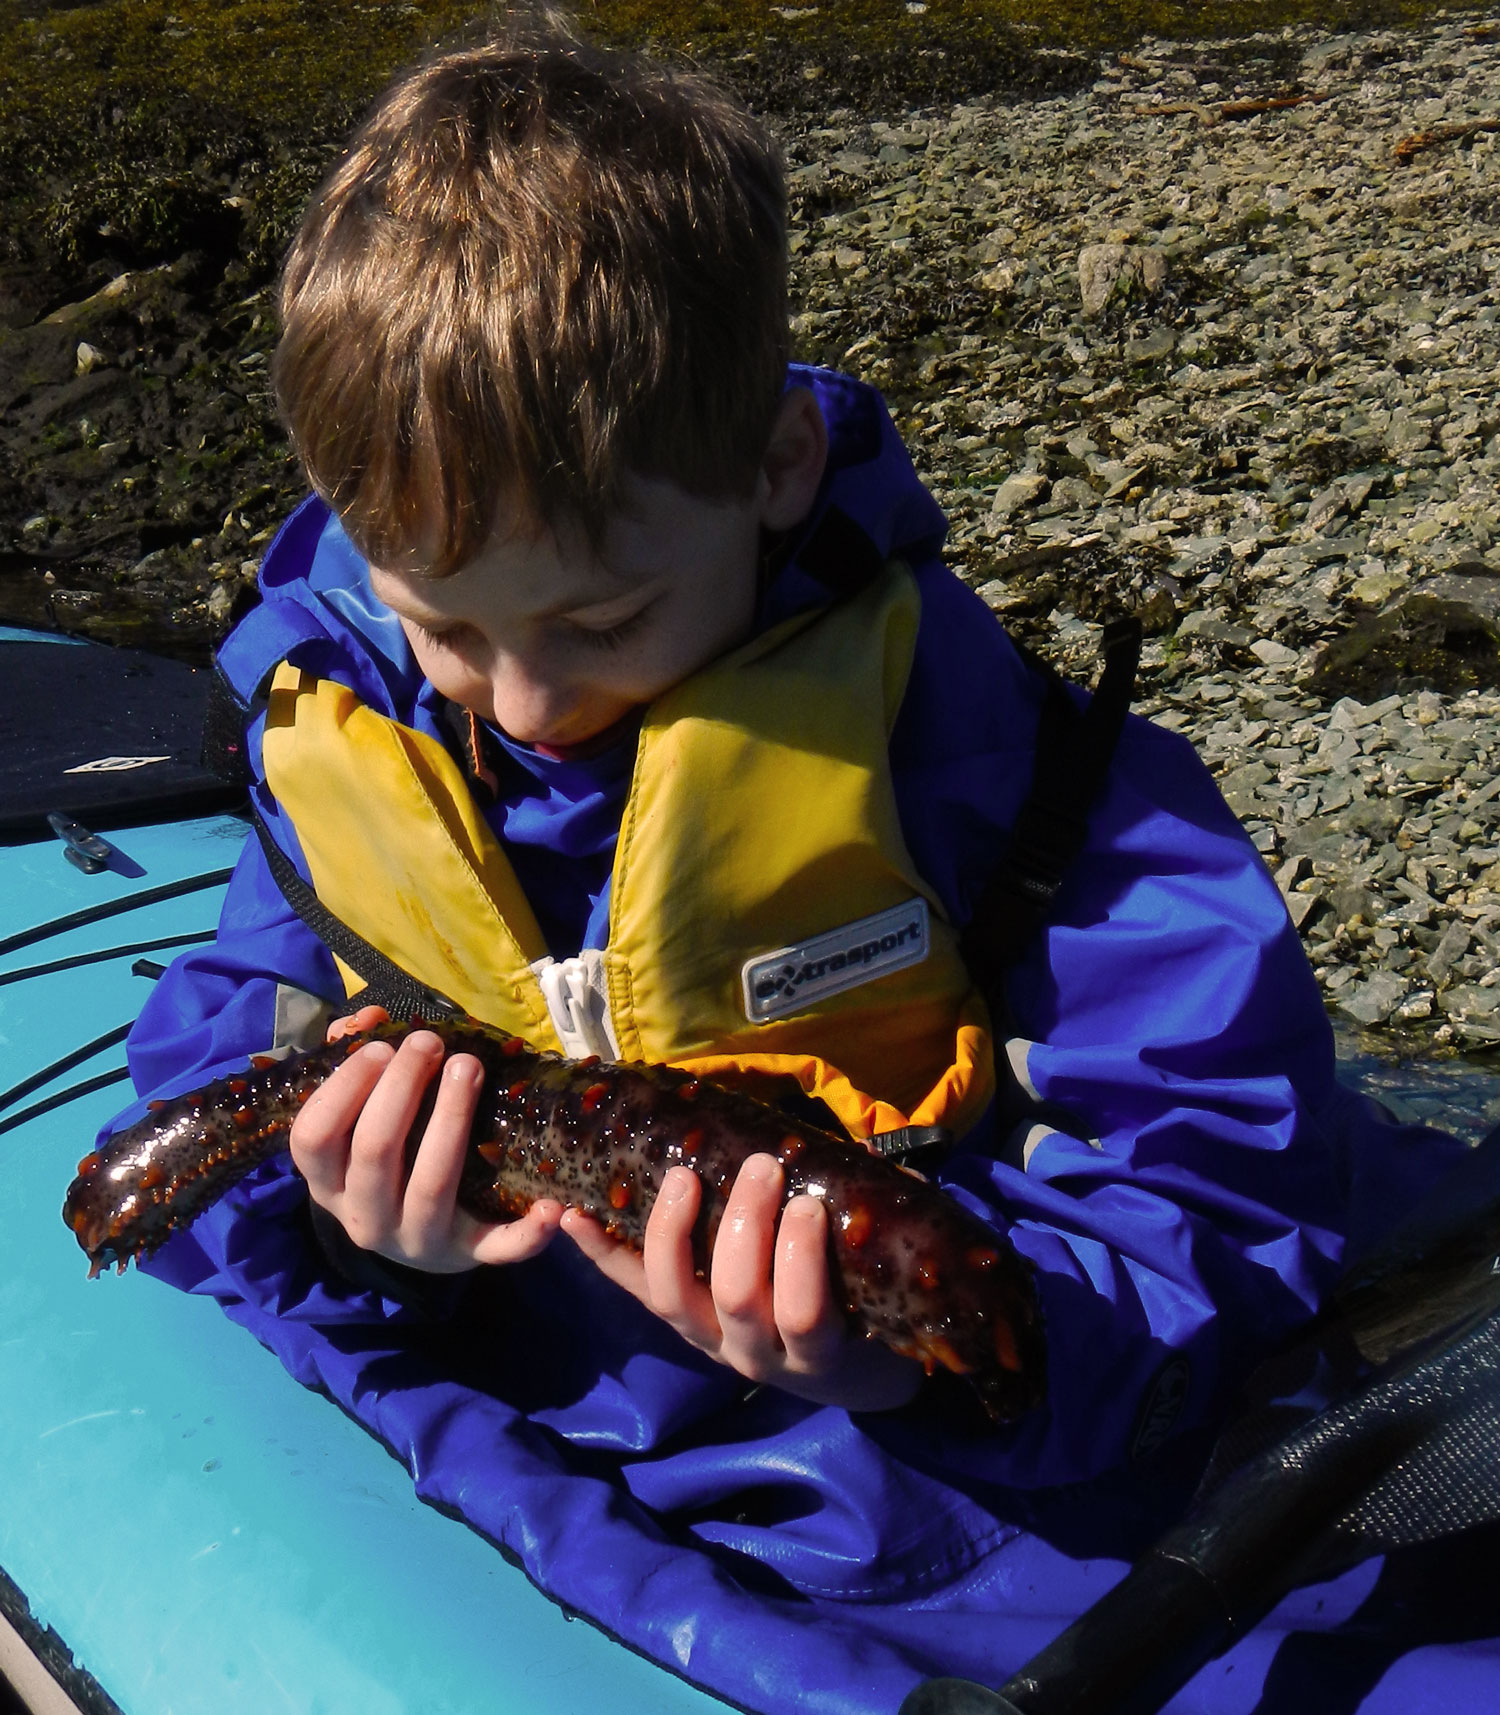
[106, 365, 1466, 1711]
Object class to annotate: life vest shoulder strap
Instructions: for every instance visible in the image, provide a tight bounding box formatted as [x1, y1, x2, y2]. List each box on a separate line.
[250, 810, 461, 1022]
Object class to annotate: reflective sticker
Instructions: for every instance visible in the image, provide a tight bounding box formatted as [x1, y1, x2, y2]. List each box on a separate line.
[1006, 1037, 1042, 1103]
[64, 755, 170, 774]
[1020, 1123, 1059, 1170]
[273, 985, 334, 1054]
[741, 899, 929, 1023]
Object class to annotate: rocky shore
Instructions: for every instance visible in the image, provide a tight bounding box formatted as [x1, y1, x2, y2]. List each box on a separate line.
[6, 5, 1500, 1070]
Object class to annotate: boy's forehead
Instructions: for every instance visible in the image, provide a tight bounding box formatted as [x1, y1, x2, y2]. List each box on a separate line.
[368, 518, 643, 621]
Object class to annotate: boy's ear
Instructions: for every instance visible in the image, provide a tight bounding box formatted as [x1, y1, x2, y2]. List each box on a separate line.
[757, 386, 829, 532]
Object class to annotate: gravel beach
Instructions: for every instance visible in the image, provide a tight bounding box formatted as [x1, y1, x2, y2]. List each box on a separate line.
[6, 5, 1500, 1079]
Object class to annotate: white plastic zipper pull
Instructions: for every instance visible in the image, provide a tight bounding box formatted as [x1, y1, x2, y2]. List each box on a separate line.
[532, 951, 619, 1061]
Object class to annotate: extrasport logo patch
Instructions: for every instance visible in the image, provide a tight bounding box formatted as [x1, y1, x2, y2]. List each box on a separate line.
[741, 899, 930, 1023]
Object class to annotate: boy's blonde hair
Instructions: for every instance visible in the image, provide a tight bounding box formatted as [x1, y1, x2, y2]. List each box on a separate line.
[273, 13, 789, 573]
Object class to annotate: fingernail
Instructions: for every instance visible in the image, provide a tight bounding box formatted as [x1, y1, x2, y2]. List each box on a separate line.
[661, 1169, 692, 1204]
[744, 1153, 780, 1185]
[445, 1057, 479, 1085]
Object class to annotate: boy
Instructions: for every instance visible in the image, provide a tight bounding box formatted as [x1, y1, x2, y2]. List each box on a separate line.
[111, 13, 1464, 1702]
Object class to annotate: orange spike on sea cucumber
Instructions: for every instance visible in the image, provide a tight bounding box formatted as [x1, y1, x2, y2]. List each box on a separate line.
[993, 1320, 1022, 1374]
[840, 1204, 873, 1249]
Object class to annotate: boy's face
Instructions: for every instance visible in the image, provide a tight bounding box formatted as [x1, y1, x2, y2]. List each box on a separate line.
[371, 476, 764, 759]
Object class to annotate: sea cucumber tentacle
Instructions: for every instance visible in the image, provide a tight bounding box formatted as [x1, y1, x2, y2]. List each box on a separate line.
[64, 1020, 1044, 1421]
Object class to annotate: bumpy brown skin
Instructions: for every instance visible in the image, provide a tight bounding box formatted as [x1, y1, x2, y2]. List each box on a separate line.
[66, 1020, 1045, 1422]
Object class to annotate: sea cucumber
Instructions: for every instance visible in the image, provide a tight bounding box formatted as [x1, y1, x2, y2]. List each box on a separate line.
[65, 1020, 1044, 1421]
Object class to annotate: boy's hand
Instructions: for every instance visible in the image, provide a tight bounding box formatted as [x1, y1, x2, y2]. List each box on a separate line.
[563, 1155, 923, 1413]
[289, 1006, 563, 1272]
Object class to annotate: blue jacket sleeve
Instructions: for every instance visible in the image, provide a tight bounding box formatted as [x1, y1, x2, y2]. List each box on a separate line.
[100, 829, 451, 1327]
[887, 559, 1467, 1488]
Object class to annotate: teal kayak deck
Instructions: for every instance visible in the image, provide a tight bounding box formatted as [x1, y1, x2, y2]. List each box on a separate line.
[0, 814, 730, 1715]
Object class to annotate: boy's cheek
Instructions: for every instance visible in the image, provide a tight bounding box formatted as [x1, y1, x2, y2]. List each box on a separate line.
[423, 658, 499, 721]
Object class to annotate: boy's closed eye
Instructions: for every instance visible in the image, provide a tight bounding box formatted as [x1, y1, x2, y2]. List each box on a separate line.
[404, 593, 660, 657]
[410, 618, 479, 651]
[566, 599, 658, 652]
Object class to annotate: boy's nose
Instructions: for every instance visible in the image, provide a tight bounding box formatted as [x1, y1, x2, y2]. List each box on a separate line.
[491, 665, 580, 744]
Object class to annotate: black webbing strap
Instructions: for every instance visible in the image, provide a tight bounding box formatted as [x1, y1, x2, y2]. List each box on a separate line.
[962, 616, 1142, 979]
[250, 811, 461, 1021]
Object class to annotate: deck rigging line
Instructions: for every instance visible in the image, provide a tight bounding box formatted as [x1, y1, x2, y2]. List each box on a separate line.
[0, 868, 235, 959]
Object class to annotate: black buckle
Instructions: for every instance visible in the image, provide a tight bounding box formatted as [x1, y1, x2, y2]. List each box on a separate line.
[46, 812, 117, 875]
[868, 1124, 954, 1171]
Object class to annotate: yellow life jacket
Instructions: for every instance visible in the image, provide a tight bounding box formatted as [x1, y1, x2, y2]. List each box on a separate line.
[260, 561, 994, 1141]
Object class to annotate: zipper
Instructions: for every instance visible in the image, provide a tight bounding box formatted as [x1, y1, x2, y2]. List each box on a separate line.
[532, 950, 620, 1061]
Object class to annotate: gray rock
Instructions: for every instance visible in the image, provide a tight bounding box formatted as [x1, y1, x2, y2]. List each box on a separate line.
[1125, 326, 1176, 364]
[990, 472, 1048, 520]
[1440, 983, 1500, 1021]
[1077, 243, 1169, 317]
[1339, 971, 1410, 1026]
[1425, 921, 1472, 985]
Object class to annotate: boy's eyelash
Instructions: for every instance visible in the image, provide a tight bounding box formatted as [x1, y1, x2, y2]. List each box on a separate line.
[571, 606, 652, 651]
[410, 608, 652, 652]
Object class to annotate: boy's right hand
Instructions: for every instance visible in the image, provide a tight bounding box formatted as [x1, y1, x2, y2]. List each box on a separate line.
[288, 1005, 564, 1273]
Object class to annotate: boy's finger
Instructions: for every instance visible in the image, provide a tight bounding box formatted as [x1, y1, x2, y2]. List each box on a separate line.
[290, 1039, 394, 1199]
[559, 1206, 651, 1300]
[342, 1031, 444, 1233]
[401, 1053, 484, 1245]
[771, 1195, 844, 1369]
[326, 1003, 390, 1044]
[640, 1168, 719, 1339]
[709, 1154, 783, 1369]
[467, 1199, 565, 1267]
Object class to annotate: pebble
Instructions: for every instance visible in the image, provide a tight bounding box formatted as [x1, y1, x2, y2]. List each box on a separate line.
[780, 9, 1500, 1054]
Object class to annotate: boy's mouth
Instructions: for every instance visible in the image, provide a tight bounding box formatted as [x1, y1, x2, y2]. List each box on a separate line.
[527, 710, 641, 762]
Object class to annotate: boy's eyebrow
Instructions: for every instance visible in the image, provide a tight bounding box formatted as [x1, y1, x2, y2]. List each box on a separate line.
[370, 567, 663, 628]
[552, 584, 663, 623]
[368, 582, 459, 628]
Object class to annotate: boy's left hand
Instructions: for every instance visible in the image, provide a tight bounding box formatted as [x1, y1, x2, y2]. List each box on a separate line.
[563, 1155, 923, 1413]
